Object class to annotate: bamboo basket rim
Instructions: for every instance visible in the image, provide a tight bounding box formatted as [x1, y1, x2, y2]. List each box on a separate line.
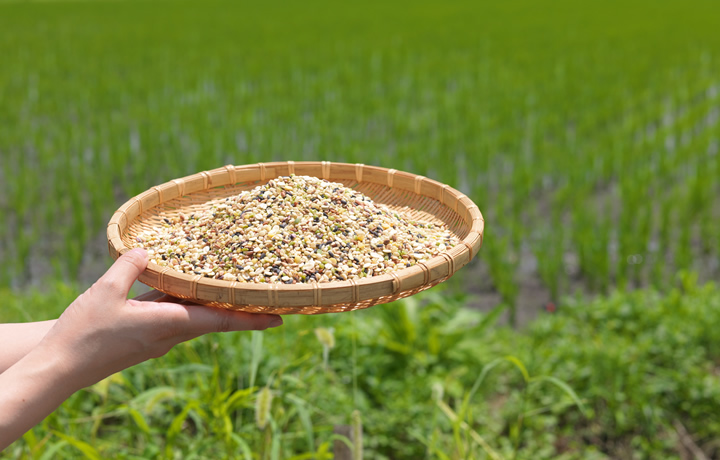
[107, 161, 484, 314]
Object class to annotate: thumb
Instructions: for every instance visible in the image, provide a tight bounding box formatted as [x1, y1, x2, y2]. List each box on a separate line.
[99, 248, 149, 299]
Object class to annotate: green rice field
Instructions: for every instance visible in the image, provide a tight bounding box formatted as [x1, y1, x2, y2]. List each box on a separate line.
[2, 0, 720, 458]
[2, 0, 720, 302]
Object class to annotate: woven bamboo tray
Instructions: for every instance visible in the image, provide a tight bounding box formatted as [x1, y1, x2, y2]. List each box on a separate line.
[107, 162, 484, 314]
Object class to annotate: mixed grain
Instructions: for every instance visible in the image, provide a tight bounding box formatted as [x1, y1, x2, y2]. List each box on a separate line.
[133, 175, 458, 284]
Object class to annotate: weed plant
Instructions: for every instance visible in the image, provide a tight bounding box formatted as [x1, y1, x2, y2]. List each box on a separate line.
[2, 278, 719, 459]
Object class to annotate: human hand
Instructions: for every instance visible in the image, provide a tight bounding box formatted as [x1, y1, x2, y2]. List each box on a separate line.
[0, 248, 282, 449]
[39, 248, 283, 389]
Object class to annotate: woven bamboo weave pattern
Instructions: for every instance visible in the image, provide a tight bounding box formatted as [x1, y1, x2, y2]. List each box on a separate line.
[107, 162, 484, 314]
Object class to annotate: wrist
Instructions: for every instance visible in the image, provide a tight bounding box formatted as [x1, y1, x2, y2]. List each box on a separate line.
[0, 346, 82, 449]
[31, 333, 110, 391]
[3, 345, 81, 402]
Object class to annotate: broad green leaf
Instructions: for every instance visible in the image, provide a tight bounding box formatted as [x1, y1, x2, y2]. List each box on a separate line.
[249, 330, 264, 389]
[38, 440, 69, 460]
[129, 386, 178, 413]
[530, 375, 588, 416]
[126, 407, 151, 434]
[223, 387, 256, 414]
[52, 431, 100, 460]
[229, 433, 254, 460]
[502, 355, 530, 383]
[285, 393, 315, 453]
[167, 402, 198, 441]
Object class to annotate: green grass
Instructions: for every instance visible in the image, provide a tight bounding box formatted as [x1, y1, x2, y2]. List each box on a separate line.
[1, 0, 720, 307]
[3, 278, 720, 459]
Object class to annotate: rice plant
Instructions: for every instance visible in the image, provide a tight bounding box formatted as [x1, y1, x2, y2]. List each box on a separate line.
[1, 0, 719, 302]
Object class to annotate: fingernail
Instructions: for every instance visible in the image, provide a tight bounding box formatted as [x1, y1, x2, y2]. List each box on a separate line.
[128, 248, 148, 258]
[269, 316, 283, 328]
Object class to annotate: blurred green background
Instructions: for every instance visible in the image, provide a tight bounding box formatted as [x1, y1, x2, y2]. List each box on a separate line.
[1, 1, 720, 458]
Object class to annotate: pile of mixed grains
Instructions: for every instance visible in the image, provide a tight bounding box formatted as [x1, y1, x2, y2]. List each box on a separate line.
[133, 175, 458, 284]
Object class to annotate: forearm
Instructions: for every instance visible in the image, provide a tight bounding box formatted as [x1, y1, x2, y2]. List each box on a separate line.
[0, 321, 57, 373]
[0, 345, 79, 451]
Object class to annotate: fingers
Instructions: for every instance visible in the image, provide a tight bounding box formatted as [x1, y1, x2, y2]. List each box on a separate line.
[155, 302, 283, 337]
[132, 290, 169, 302]
[99, 249, 149, 299]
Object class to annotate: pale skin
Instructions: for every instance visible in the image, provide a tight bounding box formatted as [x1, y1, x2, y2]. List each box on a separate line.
[0, 248, 283, 451]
